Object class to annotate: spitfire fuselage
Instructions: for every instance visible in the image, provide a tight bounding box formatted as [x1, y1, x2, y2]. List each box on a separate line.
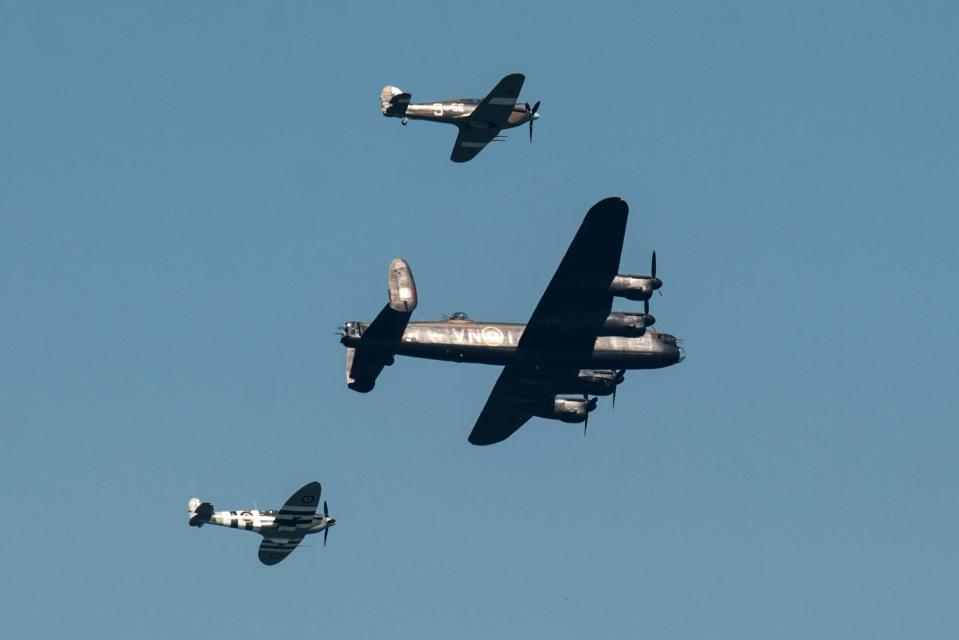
[340, 318, 682, 369]
[205, 509, 332, 536]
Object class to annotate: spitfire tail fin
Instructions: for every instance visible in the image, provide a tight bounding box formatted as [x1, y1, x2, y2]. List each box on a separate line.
[188, 497, 214, 527]
[380, 85, 411, 116]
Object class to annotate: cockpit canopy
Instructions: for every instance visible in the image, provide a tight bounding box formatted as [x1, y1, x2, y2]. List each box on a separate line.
[447, 311, 470, 321]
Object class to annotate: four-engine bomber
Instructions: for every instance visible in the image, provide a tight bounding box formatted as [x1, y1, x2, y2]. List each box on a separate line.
[340, 197, 683, 445]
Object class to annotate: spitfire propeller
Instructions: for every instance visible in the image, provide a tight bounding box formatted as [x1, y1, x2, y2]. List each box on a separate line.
[525, 101, 541, 142]
[323, 500, 334, 546]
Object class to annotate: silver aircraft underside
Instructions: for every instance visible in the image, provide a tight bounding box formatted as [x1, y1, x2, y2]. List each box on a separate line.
[341, 320, 681, 369]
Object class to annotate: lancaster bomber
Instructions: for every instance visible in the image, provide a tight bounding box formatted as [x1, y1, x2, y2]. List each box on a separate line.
[339, 197, 684, 445]
[188, 481, 335, 565]
[380, 72, 540, 163]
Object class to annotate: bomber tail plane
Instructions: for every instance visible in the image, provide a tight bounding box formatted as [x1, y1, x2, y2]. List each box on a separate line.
[342, 258, 417, 392]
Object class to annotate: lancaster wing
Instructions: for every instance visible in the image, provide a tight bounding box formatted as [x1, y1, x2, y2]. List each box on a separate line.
[467, 198, 629, 445]
[517, 197, 627, 357]
[468, 367, 536, 445]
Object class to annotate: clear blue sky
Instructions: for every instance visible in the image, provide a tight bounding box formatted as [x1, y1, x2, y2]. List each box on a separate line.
[2, 1, 958, 637]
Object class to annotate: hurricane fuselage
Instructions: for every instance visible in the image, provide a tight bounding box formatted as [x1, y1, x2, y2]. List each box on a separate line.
[392, 99, 536, 129]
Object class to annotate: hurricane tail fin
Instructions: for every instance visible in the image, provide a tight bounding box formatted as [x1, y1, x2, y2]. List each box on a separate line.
[380, 85, 411, 116]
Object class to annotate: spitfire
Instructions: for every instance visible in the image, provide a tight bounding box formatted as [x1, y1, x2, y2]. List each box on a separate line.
[339, 197, 684, 445]
[188, 482, 335, 566]
[380, 72, 541, 162]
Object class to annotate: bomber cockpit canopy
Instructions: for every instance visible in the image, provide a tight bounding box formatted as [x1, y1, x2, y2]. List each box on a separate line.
[447, 311, 470, 321]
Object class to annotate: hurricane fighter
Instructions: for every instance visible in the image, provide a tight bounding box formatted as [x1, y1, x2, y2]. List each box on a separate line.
[380, 72, 540, 162]
[188, 481, 335, 565]
[339, 197, 684, 445]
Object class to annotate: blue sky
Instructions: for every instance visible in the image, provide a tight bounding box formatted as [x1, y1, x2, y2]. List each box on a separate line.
[2, 1, 958, 637]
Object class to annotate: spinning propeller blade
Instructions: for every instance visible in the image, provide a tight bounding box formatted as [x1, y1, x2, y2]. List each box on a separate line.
[652, 251, 663, 296]
[526, 100, 540, 142]
[323, 500, 331, 546]
[612, 369, 625, 409]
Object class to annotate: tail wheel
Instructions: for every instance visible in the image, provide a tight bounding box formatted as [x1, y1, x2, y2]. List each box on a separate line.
[401, 117, 408, 126]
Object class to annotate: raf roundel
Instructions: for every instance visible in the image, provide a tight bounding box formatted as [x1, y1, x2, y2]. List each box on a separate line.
[482, 326, 505, 346]
[302, 495, 314, 504]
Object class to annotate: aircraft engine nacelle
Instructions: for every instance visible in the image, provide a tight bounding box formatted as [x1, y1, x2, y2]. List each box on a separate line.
[575, 369, 624, 396]
[387, 258, 417, 313]
[534, 396, 598, 423]
[609, 274, 659, 301]
[600, 311, 654, 337]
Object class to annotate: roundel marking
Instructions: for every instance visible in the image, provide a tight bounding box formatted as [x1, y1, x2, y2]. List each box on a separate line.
[482, 326, 504, 346]
[302, 495, 315, 504]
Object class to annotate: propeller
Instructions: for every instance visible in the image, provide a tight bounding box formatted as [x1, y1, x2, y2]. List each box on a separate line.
[583, 395, 598, 437]
[323, 500, 331, 547]
[612, 369, 625, 409]
[651, 251, 663, 296]
[643, 299, 656, 327]
[525, 100, 540, 142]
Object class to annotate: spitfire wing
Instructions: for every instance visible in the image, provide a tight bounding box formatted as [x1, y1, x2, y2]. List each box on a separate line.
[257, 482, 321, 566]
[467, 198, 629, 445]
[450, 127, 500, 163]
[272, 481, 321, 535]
[468, 73, 525, 126]
[258, 537, 304, 566]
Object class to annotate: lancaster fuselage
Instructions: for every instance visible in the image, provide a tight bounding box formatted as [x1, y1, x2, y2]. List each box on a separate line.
[340, 318, 683, 369]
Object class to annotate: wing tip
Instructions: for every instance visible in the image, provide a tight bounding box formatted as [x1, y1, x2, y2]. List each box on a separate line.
[585, 196, 629, 223]
[467, 429, 509, 446]
[302, 480, 322, 493]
